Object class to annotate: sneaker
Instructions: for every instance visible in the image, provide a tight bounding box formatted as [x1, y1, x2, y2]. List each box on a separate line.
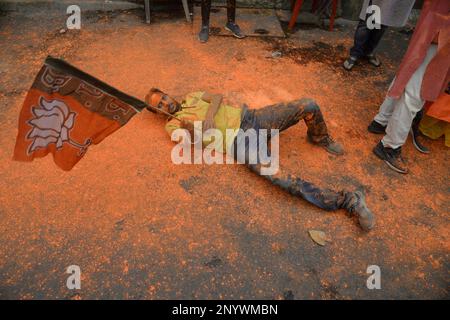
[343, 56, 357, 71]
[198, 25, 209, 43]
[366, 53, 381, 67]
[347, 191, 375, 231]
[410, 109, 430, 154]
[410, 128, 430, 154]
[225, 22, 245, 39]
[373, 141, 408, 174]
[310, 135, 344, 156]
[368, 120, 386, 134]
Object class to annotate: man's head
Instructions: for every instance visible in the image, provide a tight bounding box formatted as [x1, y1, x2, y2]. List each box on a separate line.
[145, 88, 181, 115]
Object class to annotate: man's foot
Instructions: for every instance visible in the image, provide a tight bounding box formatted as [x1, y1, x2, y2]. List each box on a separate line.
[410, 128, 430, 154]
[373, 141, 408, 174]
[198, 26, 209, 43]
[309, 135, 344, 156]
[343, 56, 357, 71]
[225, 22, 245, 39]
[347, 191, 375, 231]
[366, 53, 381, 67]
[368, 120, 386, 134]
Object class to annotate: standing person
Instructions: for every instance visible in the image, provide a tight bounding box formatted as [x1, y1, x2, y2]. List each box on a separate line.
[198, 0, 245, 43]
[343, 0, 416, 71]
[368, 0, 450, 174]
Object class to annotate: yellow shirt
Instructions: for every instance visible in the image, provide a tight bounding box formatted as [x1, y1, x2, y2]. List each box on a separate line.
[165, 92, 242, 153]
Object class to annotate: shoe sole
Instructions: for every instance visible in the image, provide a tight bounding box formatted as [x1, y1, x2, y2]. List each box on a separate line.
[224, 26, 245, 39]
[373, 146, 408, 174]
[410, 129, 430, 154]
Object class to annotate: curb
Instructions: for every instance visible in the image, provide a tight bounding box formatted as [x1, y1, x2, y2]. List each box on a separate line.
[0, 0, 142, 13]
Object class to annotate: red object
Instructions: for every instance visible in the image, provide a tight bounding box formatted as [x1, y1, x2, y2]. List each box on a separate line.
[388, 0, 450, 102]
[426, 94, 450, 123]
[14, 57, 145, 171]
[288, 0, 339, 31]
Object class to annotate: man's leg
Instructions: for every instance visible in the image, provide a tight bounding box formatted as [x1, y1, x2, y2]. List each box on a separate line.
[198, 0, 211, 43]
[225, 0, 245, 38]
[381, 45, 437, 149]
[246, 164, 375, 231]
[226, 0, 236, 23]
[349, 20, 371, 60]
[372, 95, 397, 128]
[364, 25, 387, 56]
[234, 99, 374, 230]
[363, 24, 387, 67]
[201, 0, 211, 26]
[344, 20, 370, 70]
[373, 45, 438, 173]
[246, 98, 342, 154]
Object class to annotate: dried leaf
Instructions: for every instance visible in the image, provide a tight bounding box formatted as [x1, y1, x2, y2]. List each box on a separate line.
[308, 230, 327, 246]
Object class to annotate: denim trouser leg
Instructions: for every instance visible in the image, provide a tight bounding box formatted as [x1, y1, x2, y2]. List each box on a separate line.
[349, 19, 387, 59]
[233, 100, 351, 211]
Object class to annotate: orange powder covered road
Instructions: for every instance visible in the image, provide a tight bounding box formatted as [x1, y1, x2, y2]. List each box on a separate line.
[0, 9, 448, 299]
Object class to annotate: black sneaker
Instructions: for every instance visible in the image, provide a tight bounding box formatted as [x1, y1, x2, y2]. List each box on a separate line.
[410, 128, 430, 154]
[225, 22, 245, 39]
[198, 25, 209, 43]
[368, 120, 386, 134]
[343, 56, 357, 71]
[373, 141, 408, 174]
[410, 109, 430, 154]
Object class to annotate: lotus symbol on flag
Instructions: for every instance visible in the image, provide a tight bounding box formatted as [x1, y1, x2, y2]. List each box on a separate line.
[27, 97, 91, 155]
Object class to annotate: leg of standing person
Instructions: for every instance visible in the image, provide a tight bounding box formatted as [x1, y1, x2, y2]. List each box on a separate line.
[344, 19, 371, 70]
[373, 44, 438, 173]
[364, 24, 388, 67]
[224, 0, 245, 38]
[198, 0, 211, 43]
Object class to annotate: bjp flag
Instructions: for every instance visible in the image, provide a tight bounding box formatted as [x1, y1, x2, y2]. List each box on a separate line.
[13, 56, 146, 170]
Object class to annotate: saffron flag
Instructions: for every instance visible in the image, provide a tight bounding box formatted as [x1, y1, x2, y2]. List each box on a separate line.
[13, 56, 146, 170]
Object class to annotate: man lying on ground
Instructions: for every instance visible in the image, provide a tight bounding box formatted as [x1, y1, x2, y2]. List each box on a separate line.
[145, 88, 375, 231]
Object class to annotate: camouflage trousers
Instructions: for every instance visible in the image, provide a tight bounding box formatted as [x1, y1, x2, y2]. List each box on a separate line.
[235, 98, 354, 211]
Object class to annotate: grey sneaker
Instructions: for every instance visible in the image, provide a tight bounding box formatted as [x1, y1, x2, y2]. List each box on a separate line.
[347, 191, 375, 231]
[366, 53, 381, 67]
[198, 26, 209, 43]
[343, 56, 357, 71]
[225, 22, 245, 39]
[313, 136, 344, 156]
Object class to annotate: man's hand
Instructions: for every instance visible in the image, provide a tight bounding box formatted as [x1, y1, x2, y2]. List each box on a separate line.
[203, 115, 215, 132]
[180, 119, 195, 138]
[202, 92, 222, 132]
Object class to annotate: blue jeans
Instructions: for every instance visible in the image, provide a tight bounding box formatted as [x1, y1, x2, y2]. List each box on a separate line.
[349, 19, 387, 59]
[233, 100, 352, 211]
